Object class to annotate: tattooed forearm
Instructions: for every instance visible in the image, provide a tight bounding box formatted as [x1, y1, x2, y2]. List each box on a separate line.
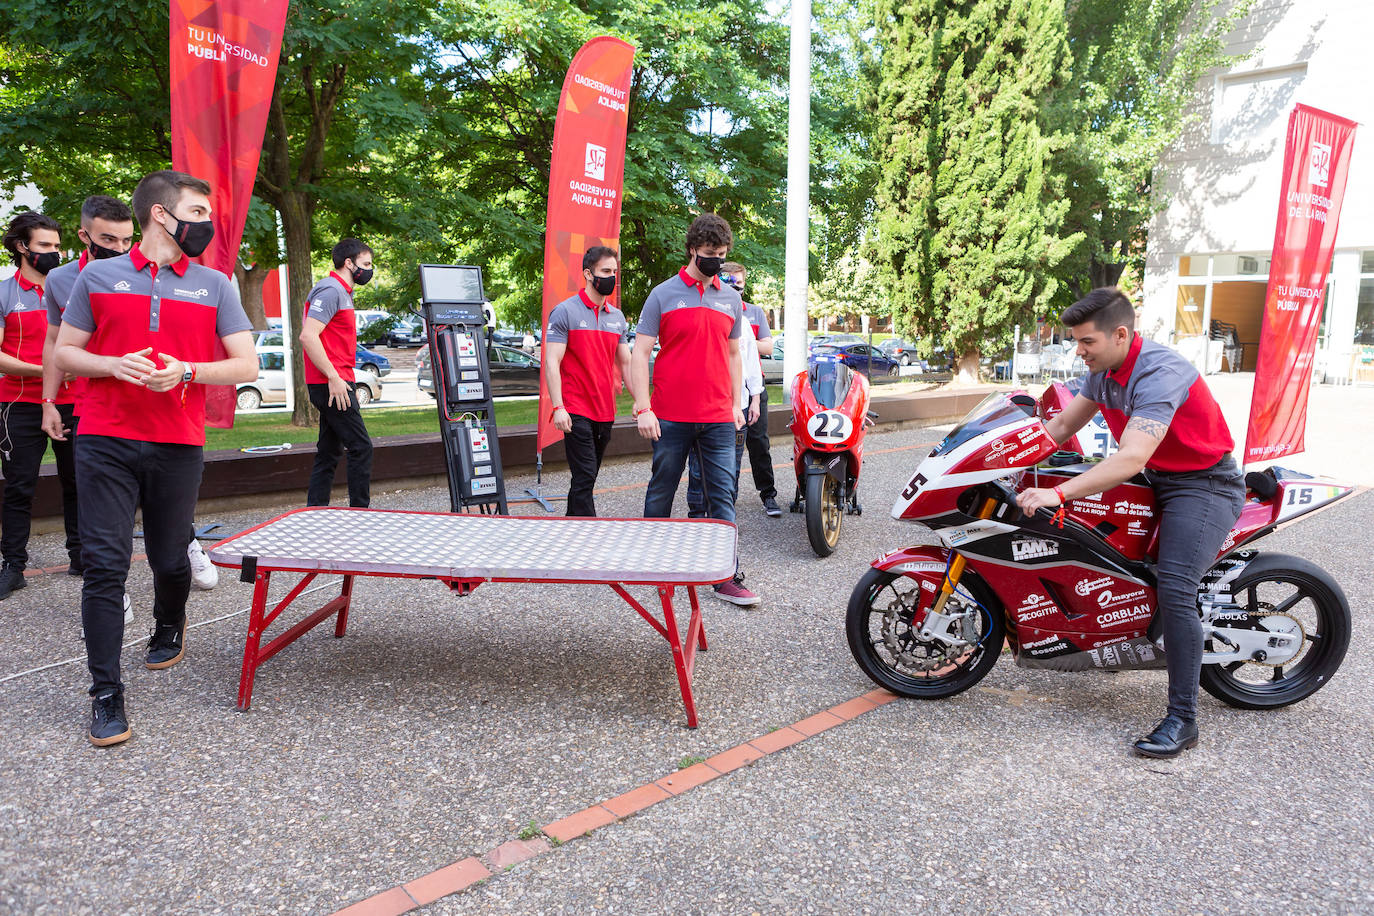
[1125, 416, 1169, 442]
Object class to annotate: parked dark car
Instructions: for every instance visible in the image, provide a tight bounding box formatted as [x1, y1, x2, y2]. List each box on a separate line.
[416, 344, 540, 398]
[386, 315, 426, 347]
[877, 336, 918, 366]
[811, 343, 900, 379]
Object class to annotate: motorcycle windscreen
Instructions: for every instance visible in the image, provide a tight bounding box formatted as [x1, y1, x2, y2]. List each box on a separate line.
[807, 358, 853, 409]
[933, 393, 1037, 456]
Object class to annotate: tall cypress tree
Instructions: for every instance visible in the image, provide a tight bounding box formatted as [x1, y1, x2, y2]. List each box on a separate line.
[869, 0, 1080, 380]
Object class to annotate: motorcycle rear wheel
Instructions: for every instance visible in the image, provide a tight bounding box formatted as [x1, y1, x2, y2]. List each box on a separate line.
[1199, 555, 1351, 710]
[805, 472, 842, 556]
[846, 566, 1005, 698]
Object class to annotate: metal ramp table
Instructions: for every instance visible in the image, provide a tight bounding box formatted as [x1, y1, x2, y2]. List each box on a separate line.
[208, 507, 738, 727]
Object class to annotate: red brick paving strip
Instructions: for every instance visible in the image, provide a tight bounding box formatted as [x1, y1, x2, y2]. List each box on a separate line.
[329, 689, 899, 914]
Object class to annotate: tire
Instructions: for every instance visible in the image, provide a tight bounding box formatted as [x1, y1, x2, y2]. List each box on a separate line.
[360, 363, 381, 377]
[900, 354, 910, 366]
[804, 471, 842, 556]
[846, 565, 1005, 699]
[355, 385, 373, 406]
[1199, 554, 1351, 709]
[236, 388, 262, 410]
[887, 365, 900, 378]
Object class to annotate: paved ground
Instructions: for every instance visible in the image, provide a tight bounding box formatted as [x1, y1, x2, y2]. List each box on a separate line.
[1, 377, 1371, 914]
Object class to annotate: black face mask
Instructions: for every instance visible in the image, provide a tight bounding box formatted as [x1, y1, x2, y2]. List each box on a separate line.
[590, 273, 616, 296]
[27, 250, 62, 275]
[166, 213, 215, 258]
[87, 238, 125, 260]
[351, 265, 374, 286]
[694, 254, 724, 277]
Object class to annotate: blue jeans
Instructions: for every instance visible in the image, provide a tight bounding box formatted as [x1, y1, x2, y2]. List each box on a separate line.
[644, 420, 738, 524]
[686, 424, 746, 516]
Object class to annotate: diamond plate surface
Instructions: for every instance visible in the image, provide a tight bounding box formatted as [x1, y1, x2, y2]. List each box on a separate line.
[208, 508, 738, 584]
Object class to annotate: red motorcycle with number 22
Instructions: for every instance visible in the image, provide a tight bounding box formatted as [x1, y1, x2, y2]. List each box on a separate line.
[788, 357, 873, 557]
[846, 391, 1353, 712]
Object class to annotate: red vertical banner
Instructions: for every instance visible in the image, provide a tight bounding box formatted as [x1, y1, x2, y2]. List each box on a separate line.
[537, 37, 636, 453]
[169, 0, 289, 427]
[1244, 104, 1357, 463]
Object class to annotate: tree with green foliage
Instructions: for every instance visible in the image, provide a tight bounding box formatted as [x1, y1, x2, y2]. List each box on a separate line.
[869, 0, 1081, 382]
[1052, 0, 1252, 302]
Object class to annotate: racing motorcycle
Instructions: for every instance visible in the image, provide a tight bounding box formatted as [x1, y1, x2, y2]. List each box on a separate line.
[788, 356, 872, 556]
[846, 390, 1353, 710]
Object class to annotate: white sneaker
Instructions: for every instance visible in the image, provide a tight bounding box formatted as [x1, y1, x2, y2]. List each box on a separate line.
[123, 593, 133, 627]
[188, 539, 218, 590]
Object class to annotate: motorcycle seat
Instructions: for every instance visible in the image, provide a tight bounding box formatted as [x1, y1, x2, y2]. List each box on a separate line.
[1245, 469, 1279, 502]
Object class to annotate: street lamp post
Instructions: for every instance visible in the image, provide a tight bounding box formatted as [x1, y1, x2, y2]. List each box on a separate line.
[782, 0, 811, 401]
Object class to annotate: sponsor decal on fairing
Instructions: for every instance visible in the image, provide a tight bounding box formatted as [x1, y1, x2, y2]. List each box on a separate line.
[1074, 576, 1113, 597]
[1011, 538, 1058, 561]
[1096, 603, 1152, 628]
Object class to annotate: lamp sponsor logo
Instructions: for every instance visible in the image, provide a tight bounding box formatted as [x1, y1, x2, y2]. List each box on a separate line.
[584, 142, 607, 181]
[1075, 576, 1113, 597]
[1011, 538, 1058, 561]
[1096, 603, 1152, 628]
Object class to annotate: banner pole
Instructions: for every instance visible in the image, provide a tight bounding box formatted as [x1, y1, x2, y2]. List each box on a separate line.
[276, 213, 294, 414]
[523, 450, 556, 512]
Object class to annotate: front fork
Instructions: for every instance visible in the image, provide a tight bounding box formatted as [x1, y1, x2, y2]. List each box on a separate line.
[916, 497, 997, 645]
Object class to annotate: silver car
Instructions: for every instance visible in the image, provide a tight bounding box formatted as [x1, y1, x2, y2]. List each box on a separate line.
[236, 346, 382, 410]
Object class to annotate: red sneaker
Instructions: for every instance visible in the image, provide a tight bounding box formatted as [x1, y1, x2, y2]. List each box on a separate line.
[713, 576, 761, 607]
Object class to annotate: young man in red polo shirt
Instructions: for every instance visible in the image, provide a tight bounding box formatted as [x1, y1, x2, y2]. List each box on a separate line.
[631, 214, 759, 606]
[543, 245, 631, 516]
[1017, 288, 1245, 759]
[0, 212, 79, 600]
[55, 169, 258, 747]
[300, 238, 375, 508]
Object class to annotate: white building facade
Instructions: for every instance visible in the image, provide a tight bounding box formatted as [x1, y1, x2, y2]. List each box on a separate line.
[1142, 0, 1374, 383]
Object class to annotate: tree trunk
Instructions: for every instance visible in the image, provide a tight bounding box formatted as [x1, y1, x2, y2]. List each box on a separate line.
[953, 349, 981, 386]
[1089, 260, 1125, 289]
[280, 189, 317, 427]
[234, 261, 268, 329]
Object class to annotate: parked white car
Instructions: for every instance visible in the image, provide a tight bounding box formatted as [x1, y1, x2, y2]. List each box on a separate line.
[236, 346, 382, 410]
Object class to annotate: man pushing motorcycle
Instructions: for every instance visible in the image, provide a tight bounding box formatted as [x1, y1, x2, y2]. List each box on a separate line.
[1015, 288, 1246, 758]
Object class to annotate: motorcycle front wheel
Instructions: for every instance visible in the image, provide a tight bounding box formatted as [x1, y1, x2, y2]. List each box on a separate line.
[805, 472, 843, 556]
[846, 566, 1005, 698]
[1199, 555, 1351, 709]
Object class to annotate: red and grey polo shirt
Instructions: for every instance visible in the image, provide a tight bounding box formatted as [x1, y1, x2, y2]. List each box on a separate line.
[42, 250, 93, 409]
[303, 271, 356, 384]
[1079, 333, 1234, 473]
[0, 272, 71, 404]
[636, 268, 744, 423]
[62, 244, 252, 446]
[743, 300, 771, 369]
[544, 289, 629, 422]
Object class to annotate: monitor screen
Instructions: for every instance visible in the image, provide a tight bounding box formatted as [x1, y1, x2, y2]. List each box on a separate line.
[419, 264, 485, 304]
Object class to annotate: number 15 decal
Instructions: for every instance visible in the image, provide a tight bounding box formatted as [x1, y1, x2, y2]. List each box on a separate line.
[807, 410, 853, 441]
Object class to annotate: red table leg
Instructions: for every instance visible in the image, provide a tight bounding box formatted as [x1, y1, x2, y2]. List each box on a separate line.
[237, 569, 271, 710]
[334, 575, 354, 637]
[658, 586, 699, 728]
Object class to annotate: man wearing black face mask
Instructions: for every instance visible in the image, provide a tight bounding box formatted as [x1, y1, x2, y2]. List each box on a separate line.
[542, 246, 631, 516]
[300, 237, 376, 508]
[0, 211, 80, 599]
[54, 168, 258, 746]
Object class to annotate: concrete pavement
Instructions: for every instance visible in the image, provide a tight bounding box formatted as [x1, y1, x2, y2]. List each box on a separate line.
[1, 376, 1371, 915]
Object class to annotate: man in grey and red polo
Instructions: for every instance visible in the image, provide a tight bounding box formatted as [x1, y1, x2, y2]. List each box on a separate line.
[55, 169, 258, 747]
[300, 238, 375, 508]
[543, 245, 631, 516]
[1017, 287, 1245, 760]
[0, 211, 79, 600]
[630, 213, 759, 606]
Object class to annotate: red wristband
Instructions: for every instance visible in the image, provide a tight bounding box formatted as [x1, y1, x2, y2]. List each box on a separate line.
[1053, 486, 1066, 505]
[41, 397, 57, 405]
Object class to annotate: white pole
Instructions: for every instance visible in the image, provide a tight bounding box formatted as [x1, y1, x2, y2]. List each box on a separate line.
[275, 213, 295, 413]
[782, 0, 811, 402]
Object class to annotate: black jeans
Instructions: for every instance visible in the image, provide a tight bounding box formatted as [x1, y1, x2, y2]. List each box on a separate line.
[1149, 457, 1246, 720]
[1, 401, 79, 568]
[76, 435, 203, 695]
[307, 383, 373, 508]
[565, 414, 613, 517]
[744, 402, 776, 500]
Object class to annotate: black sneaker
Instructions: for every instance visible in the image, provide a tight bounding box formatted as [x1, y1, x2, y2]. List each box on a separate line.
[761, 496, 782, 518]
[0, 564, 26, 600]
[67, 557, 85, 577]
[89, 689, 131, 747]
[145, 618, 187, 670]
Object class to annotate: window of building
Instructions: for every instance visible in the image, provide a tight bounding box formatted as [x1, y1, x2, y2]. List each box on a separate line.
[1212, 64, 1307, 147]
